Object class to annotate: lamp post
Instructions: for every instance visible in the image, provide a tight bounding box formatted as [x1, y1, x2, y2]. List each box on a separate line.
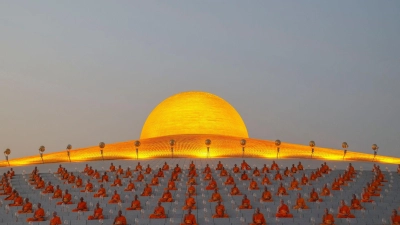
[39, 146, 45, 164]
[205, 139, 211, 158]
[275, 140, 281, 159]
[169, 139, 175, 159]
[309, 141, 315, 159]
[134, 141, 141, 160]
[342, 142, 348, 160]
[240, 139, 246, 158]
[99, 142, 105, 161]
[372, 144, 378, 161]
[4, 148, 10, 166]
[66, 144, 72, 163]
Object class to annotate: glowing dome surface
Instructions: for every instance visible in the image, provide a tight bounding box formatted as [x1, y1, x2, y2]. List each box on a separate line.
[140, 91, 248, 139]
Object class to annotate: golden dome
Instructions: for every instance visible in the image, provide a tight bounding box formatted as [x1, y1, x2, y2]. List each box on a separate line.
[140, 91, 248, 139]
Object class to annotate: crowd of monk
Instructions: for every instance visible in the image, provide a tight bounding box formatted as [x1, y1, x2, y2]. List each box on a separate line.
[0, 161, 399, 225]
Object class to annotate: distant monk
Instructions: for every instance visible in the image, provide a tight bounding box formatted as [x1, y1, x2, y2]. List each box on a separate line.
[109, 163, 116, 172]
[174, 164, 182, 173]
[57, 189, 73, 205]
[26, 203, 44, 222]
[110, 175, 122, 187]
[230, 184, 242, 196]
[182, 193, 196, 210]
[249, 178, 259, 190]
[233, 164, 240, 173]
[188, 184, 196, 195]
[276, 182, 288, 196]
[271, 161, 279, 170]
[98, 172, 108, 183]
[293, 193, 309, 209]
[88, 203, 104, 220]
[361, 187, 373, 202]
[145, 164, 152, 174]
[157, 168, 164, 177]
[159, 190, 173, 202]
[337, 200, 355, 218]
[124, 179, 135, 191]
[206, 177, 217, 190]
[216, 161, 223, 170]
[250, 207, 267, 225]
[225, 174, 235, 185]
[75, 175, 83, 188]
[93, 184, 107, 198]
[321, 208, 335, 225]
[116, 165, 123, 175]
[204, 171, 212, 181]
[166, 177, 177, 191]
[260, 186, 273, 202]
[162, 162, 169, 171]
[253, 167, 260, 177]
[283, 167, 291, 177]
[72, 197, 88, 212]
[308, 188, 322, 202]
[220, 167, 228, 176]
[0, 183, 12, 195]
[181, 209, 197, 225]
[36, 177, 45, 189]
[18, 198, 33, 213]
[149, 201, 167, 219]
[42, 181, 54, 194]
[212, 201, 228, 218]
[135, 171, 144, 182]
[274, 170, 283, 181]
[239, 194, 252, 209]
[291, 164, 298, 174]
[288, 177, 301, 191]
[300, 174, 309, 185]
[276, 199, 293, 218]
[203, 164, 211, 173]
[52, 185, 62, 199]
[49, 212, 62, 225]
[261, 164, 269, 173]
[9, 192, 23, 206]
[297, 162, 304, 171]
[209, 189, 222, 202]
[109, 190, 121, 204]
[113, 210, 127, 225]
[187, 176, 196, 185]
[126, 195, 141, 210]
[261, 174, 272, 185]
[123, 167, 132, 178]
[331, 178, 340, 191]
[241, 171, 249, 180]
[92, 169, 100, 179]
[141, 183, 152, 196]
[392, 209, 400, 225]
[310, 171, 317, 181]
[350, 194, 364, 210]
[241, 160, 251, 170]
[134, 162, 142, 171]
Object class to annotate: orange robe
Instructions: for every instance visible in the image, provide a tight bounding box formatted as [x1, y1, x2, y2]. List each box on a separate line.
[233, 167, 240, 173]
[361, 192, 373, 202]
[277, 187, 288, 195]
[239, 199, 252, 209]
[67, 175, 75, 183]
[301, 177, 308, 185]
[249, 181, 259, 190]
[81, 183, 93, 192]
[332, 182, 340, 190]
[322, 214, 335, 225]
[124, 170, 132, 178]
[36, 180, 45, 189]
[288, 181, 301, 190]
[136, 174, 144, 182]
[72, 202, 88, 212]
[181, 214, 197, 225]
[75, 178, 83, 187]
[9, 196, 23, 206]
[350, 199, 363, 210]
[145, 167, 152, 174]
[1, 186, 12, 195]
[114, 216, 127, 225]
[98, 175, 108, 183]
[271, 163, 279, 170]
[57, 193, 72, 205]
[157, 170, 164, 177]
[293, 198, 309, 209]
[126, 200, 141, 210]
[111, 178, 122, 187]
[262, 166, 269, 173]
[225, 177, 235, 185]
[209, 193, 222, 202]
[213, 205, 228, 218]
[109, 194, 121, 203]
[297, 164, 304, 170]
[309, 192, 322, 202]
[162, 164, 169, 170]
[276, 204, 293, 218]
[88, 208, 104, 220]
[262, 177, 272, 185]
[274, 174, 283, 180]
[49, 216, 62, 225]
[141, 187, 152, 196]
[94, 188, 106, 197]
[53, 189, 62, 198]
[26, 208, 45, 221]
[241, 174, 249, 180]
[18, 202, 33, 213]
[188, 185, 196, 195]
[261, 191, 272, 202]
[392, 215, 400, 224]
[206, 180, 217, 190]
[253, 170, 260, 176]
[149, 206, 167, 219]
[241, 162, 251, 170]
[109, 165, 115, 172]
[116, 168, 123, 175]
[135, 165, 143, 171]
[150, 177, 159, 186]
[231, 187, 241, 195]
[183, 197, 196, 210]
[166, 181, 177, 190]
[124, 183, 135, 191]
[337, 205, 355, 218]
[159, 192, 173, 202]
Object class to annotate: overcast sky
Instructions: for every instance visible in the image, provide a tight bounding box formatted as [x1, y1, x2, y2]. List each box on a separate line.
[1, 1, 399, 159]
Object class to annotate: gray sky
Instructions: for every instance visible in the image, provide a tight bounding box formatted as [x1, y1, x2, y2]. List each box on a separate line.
[1, 1, 399, 159]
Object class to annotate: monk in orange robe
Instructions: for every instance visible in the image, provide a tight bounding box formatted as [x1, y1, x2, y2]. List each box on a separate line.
[260, 186, 273, 202]
[261, 174, 272, 185]
[315, 168, 322, 177]
[203, 164, 211, 173]
[113, 210, 127, 225]
[276, 183, 288, 196]
[81, 179, 93, 192]
[392, 209, 400, 225]
[57, 189, 73, 205]
[75, 176, 83, 188]
[276, 199, 293, 218]
[94, 184, 107, 198]
[253, 167, 260, 176]
[174, 164, 182, 173]
[157, 168, 164, 177]
[321, 208, 335, 225]
[136, 171, 144, 182]
[206, 177, 217, 190]
[123, 167, 132, 178]
[187, 176, 196, 185]
[134, 162, 142, 171]
[88, 203, 104, 220]
[233, 164, 240, 173]
[293, 193, 309, 209]
[250, 208, 266, 225]
[56, 164, 64, 174]
[230, 184, 242, 196]
[271, 161, 279, 170]
[109, 190, 121, 203]
[159, 190, 173, 202]
[52, 185, 62, 199]
[204, 172, 212, 181]
[350, 194, 364, 210]
[9, 192, 23, 206]
[249, 178, 259, 190]
[49, 212, 62, 225]
[181, 209, 197, 225]
[150, 174, 159, 186]
[189, 160, 196, 170]
[188, 184, 196, 195]
[216, 161, 223, 170]
[261, 164, 269, 173]
[166, 178, 177, 190]
[337, 174, 346, 186]
[274, 171, 283, 181]
[241, 171, 249, 180]
[116, 165, 123, 175]
[72, 197, 88, 212]
[61, 171, 69, 180]
[331, 178, 341, 190]
[149, 202, 167, 219]
[183, 193, 196, 210]
[310, 171, 318, 181]
[308, 188, 322, 202]
[5, 189, 17, 200]
[18, 198, 32, 213]
[111, 175, 122, 187]
[297, 162, 304, 170]
[36, 177, 45, 189]
[283, 167, 291, 177]
[87, 166, 94, 176]
[219, 167, 228, 176]
[239, 194, 252, 209]
[213, 201, 229, 218]
[141, 183, 152, 196]
[291, 164, 298, 173]
[92, 169, 100, 179]
[337, 200, 355, 218]
[361, 187, 373, 202]
[225, 174, 235, 185]
[162, 162, 169, 171]
[124, 179, 135, 191]
[288, 177, 301, 190]
[82, 164, 89, 173]
[26, 203, 45, 222]
[126, 195, 141, 210]
[0, 183, 12, 195]
[109, 163, 116, 172]
[98, 172, 109, 183]
[66, 172, 75, 184]
[367, 182, 380, 196]
[145, 164, 152, 174]
[209, 189, 222, 202]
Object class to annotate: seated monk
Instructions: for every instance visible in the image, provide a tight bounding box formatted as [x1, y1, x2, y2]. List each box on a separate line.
[271, 161, 279, 170]
[188, 184, 196, 195]
[321, 208, 335, 225]
[253, 167, 260, 177]
[126, 195, 141, 210]
[134, 162, 142, 171]
[61, 170, 69, 180]
[145, 164, 152, 174]
[81, 179, 93, 192]
[348, 163, 356, 175]
[301, 174, 309, 185]
[56, 189, 73, 205]
[203, 164, 211, 173]
[367, 182, 380, 196]
[111, 175, 122, 187]
[52, 185, 62, 199]
[36, 177, 45, 189]
[276, 199, 293, 218]
[331, 178, 341, 191]
[310, 171, 318, 181]
[293, 193, 309, 209]
[274, 171, 283, 181]
[88, 203, 104, 220]
[109, 163, 116, 172]
[250, 207, 266, 225]
[171, 171, 179, 181]
[261, 174, 272, 185]
[166, 178, 177, 190]
[0, 183, 12, 195]
[337, 174, 346, 186]
[361, 187, 373, 202]
[174, 164, 182, 173]
[230, 184, 242, 195]
[92, 169, 100, 179]
[337, 200, 355, 218]
[350, 194, 364, 210]
[149, 202, 167, 219]
[181, 209, 197, 225]
[66, 172, 75, 184]
[239, 194, 252, 209]
[206, 177, 217, 190]
[98, 172, 109, 183]
[288, 177, 301, 191]
[162, 162, 169, 171]
[113, 210, 127, 225]
[212, 201, 229, 218]
[320, 163, 327, 174]
[123, 167, 132, 178]
[56, 164, 64, 174]
[49, 212, 62, 225]
[392, 209, 400, 225]
[157, 168, 164, 177]
[72, 197, 88, 212]
[135, 171, 144, 182]
[187, 176, 197, 185]
[322, 162, 331, 174]
[9, 192, 23, 206]
[87, 166, 94, 176]
[225, 174, 235, 185]
[283, 167, 291, 177]
[343, 171, 353, 182]
[316, 168, 322, 177]
[209, 189, 222, 202]
[262, 164, 269, 173]
[378, 170, 388, 182]
[309, 188, 322, 202]
[109, 190, 121, 203]
[249, 178, 259, 190]
[233, 164, 240, 173]
[241, 160, 251, 170]
[276, 183, 288, 196]
[150, 174, 159, 186]
[124, 179, 135, 191]
[18, 198, 32, 213]
[216, 161, 223, 170]
[291, 164, 298, 174]
[4, 189, 17, 200]
[159, 190, 173, 202]
[260, 186, 273, 202]
[93, 184, 107, 198]
[26, 203, 45, 222]
[75, 176, 83, 188]
[141, 183, 152, 196]
[189, 160, 196, 170]
[297, 162, 304, 171]
[204, 172, 212, 181]
[241, 171, 249, 180]
[220, 167, 228, 176]
[116, 165, 123, 175]
[182, 193, 196, 210]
